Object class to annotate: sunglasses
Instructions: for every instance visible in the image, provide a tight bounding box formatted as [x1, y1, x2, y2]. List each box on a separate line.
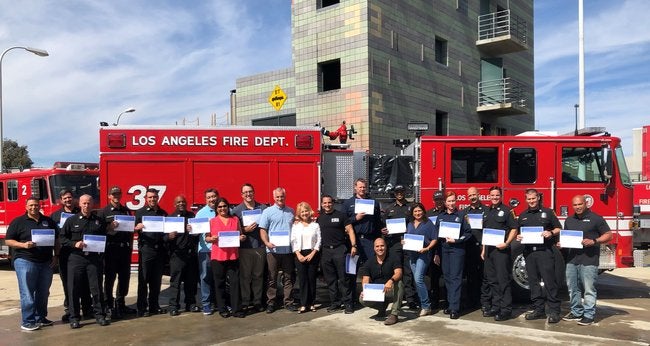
[217, 205, 229, 209]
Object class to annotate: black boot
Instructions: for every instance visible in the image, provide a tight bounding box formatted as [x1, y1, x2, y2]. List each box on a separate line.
[112, 302, 123, 319]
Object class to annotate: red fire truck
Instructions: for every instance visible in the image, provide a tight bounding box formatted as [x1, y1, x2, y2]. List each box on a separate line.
[99, 126, 355, 264]
[632, 125, 650, 265]
[0, 162, 100, 259]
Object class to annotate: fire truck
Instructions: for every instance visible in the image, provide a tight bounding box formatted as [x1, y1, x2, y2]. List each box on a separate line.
[0, 162, 100, 259]
[99, 125, 638, 296]
[632, 125, 650, 266]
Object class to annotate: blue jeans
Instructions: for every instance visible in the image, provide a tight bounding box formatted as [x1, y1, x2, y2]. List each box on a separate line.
[13, 258, 53, 325]
[566, 263, 598, 319]
[198, 251, 214, 307]
[409, 253, 432, 310]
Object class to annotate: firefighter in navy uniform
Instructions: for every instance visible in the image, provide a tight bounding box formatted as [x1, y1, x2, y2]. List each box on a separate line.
[381, 185, 418, 310]
[134, 188, 169, 317]
[165, 195, 199, 316]
[459, 187, 487, 311]
[96, 186, 136, 319]
[481, 186, 518, 321]
[426, 190, 446, 310]
[517, 188, 562, 324]
[59, 194, 111, 329]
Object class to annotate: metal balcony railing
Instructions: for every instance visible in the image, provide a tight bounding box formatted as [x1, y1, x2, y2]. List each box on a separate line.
[478, 77, 527, 109]
[478, 9, 527, 45]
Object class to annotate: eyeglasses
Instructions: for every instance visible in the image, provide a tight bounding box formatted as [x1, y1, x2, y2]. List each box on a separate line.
[241, 191, 254, 195]
[217, 205, 229, 209]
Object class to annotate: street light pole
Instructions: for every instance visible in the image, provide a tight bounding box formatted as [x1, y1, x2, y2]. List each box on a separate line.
[113, 107, 136, 126]
[0, 46, 49, 173]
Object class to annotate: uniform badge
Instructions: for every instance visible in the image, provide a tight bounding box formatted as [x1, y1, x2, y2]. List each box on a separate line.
[43, 221, 50, 226]
[332, 218, 339, 223]
[541, 212, 547, 218]
[498, 211, 504, 217]
[455, 217, 460, 222]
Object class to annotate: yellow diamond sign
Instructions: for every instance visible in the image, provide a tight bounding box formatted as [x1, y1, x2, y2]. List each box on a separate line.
[268, 85, 287, 111]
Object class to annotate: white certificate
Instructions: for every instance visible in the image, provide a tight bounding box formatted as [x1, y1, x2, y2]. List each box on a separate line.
[142, 216, 164, 233]
[561, 230, 584, 249]
[114, 215, 135, 232]
[438, 221, 461, 239]
[386, 218, 406, 234]
[164, 217, 185, 233]
[269, 230, 290, 247]
[218, 231, 240, 248]
[428, 216, 437, 224]
[363, 283, 385, 302]
[466, 213, 483, 229]
[242, 209, 262, 227]
[482, 228, 506, 246]
[59, 212, 74, 228]
[31, 229, 55, 247]
[403, 233, 424, 252]
[346, 254, 359, 275]
[83, 234, 106, 253]
[520, 226, 544, 244]
[189, 218, 210, 234]
[354, 199, 375, 215]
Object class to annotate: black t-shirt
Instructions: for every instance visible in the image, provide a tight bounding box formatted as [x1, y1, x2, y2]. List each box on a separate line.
[358, 252, 401, 284]
[483, 203, 518, 244]
[60, 212, 108, 254]
[460, 203, 486, 243]
[166, 209, 197, 253]
[232, 202, 267, 249]
[518, 207, 562, 249]
[135, 206, 168, 248]
[96, 203, 132, 244]
[317, 209, 350, 247]
[563, 209, 610, 266]
[50, 206, 80, 227]
[6, 213, 58, 263]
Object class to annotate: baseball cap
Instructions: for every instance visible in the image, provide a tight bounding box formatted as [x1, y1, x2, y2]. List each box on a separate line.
[433, 190, 444, 200]
[109, 186, 122, 195]
[394, 185, 405, 193]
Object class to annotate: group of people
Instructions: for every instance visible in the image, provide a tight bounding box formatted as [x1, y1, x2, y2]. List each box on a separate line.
[7, 178, 611, 331]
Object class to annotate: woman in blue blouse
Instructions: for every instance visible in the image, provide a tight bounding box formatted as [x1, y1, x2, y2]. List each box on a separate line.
[404, 203, 438, 316]
[435, 191, 472, 319]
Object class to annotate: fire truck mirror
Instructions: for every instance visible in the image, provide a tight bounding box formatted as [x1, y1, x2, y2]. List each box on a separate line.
[509, 198, 519, 208]
[602, 147, 613, 180]
[560, 205, 568, 217]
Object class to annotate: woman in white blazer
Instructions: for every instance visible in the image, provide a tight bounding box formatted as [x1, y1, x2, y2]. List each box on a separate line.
[291, 202, 321, 313]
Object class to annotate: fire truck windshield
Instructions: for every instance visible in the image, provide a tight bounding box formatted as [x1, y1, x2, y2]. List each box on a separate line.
[615, 146, 632, 187]
[561, 147, 609, 183]
[49, 174, 99, 202]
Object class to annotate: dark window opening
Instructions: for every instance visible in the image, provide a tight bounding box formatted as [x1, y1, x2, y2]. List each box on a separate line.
[451, 147, 498, 183]
[481, 122, 491, 135]
[318, 59, 341, 92]
[252, 114, 297, 127]
[435, 110, 448, 136]
[509, 148, 537, 184]
[435, 36, 448, 65]
[7, 180, 18, 201]
[318, 0, 339, 9]
[0, 182, 4, 202]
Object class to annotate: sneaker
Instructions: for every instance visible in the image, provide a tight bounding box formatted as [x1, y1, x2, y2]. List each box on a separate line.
[21, 323, 40, 331]
[562, 312, 582, 321]
[344, 304, 354, 314]
[37, 318, 54, 327]
[548, 314, 561, 324]
[525, 311, 546, 320]
[577, 317, 594, 326]
[384, 314, 398, 325]
[202, 306, 213, 316]
[419, 308, 432, 317]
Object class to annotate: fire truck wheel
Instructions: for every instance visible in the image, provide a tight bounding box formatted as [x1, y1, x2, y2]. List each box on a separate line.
[510, 240, 530, 302]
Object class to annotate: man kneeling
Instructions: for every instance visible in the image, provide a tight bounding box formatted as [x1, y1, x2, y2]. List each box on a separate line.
[359, 238, 403, 325]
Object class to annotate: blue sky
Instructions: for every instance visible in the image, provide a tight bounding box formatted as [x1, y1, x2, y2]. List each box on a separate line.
[0, 0, 648, 166]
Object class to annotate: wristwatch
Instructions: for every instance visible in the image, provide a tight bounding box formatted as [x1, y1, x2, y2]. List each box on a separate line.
[352, 244, 357, 248]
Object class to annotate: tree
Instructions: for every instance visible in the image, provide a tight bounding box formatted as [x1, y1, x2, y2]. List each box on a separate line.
[2, 138, 33, 171]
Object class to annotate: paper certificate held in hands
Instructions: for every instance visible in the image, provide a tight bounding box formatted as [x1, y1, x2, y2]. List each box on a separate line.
[438, 222, 461, 239]
[218, 231, 240, 248]
[403, 233, 424, 252]
[59, 212, 74, 228]
[386, 218, 406, 234]
[363, 283, 385, 302]
[114, 215, 135, 232]
[520, 226, 544, 244]
[242, 209, 262, 227]
[189, 218, 210, 234]
[346, 254, 359, 275]
[482, 228, 506, 246]
[466, 213, 483, 229]
[269, 230, 290, 247]
[354, 199, 375, 215]
[142, 216, 165, 233]
[560, 230, 584, 249]
[31, 229, 55, 247]
[164, 217, 185, 233]
[83, 235, 106, 253]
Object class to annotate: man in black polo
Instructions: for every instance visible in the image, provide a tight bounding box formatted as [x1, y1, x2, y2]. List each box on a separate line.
[166, 195, 198, 316]
[97, 186, 135, 319]
[134, 188, 168, 317]
[317, 194, 356, 314]
[460, 186, 487, 311]
[359, 238, 403, 326]
[517, 188, 562, 323]
[59, 194, 110, 328]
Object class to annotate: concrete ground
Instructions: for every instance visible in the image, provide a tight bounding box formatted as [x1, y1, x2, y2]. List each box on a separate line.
[0, 264, 648, 346]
